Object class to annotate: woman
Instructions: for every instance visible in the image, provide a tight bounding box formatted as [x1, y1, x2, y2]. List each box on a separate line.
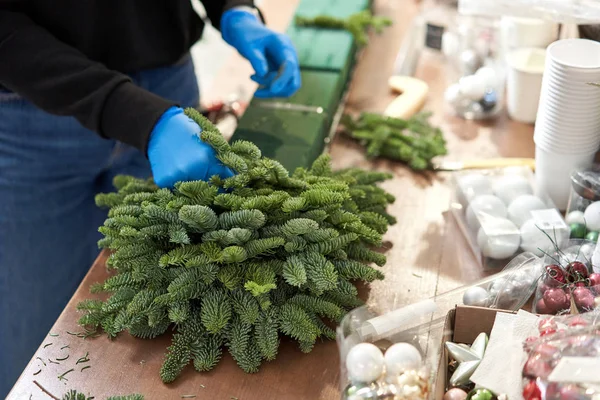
[0, 1, 300, 395]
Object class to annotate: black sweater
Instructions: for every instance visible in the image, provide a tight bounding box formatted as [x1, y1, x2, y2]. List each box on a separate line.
[0, 0, 254, 152]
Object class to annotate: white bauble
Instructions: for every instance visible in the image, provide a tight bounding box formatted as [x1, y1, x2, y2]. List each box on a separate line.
[445, 83, 464, 108]
[459, 75, 487, 101]
[507, 195, 546, 227]
[457, 174, 493, 206]
[462, 286, 490, 307]
[584, 201, 600, 231]
[466, 195, 507, 232]
[520, 218, 568, 257]
[476, 218, 520, 259]
[346, 343, 385, 383]
[384, 343, 423, 376]
[492, 175, 533, 205]
[475, 66, 498, 89]
[565, 210, 586, 225]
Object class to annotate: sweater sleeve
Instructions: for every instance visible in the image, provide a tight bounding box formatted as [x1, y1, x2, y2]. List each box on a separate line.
[201, 0, 256, 30]
[0, 10, 175, 152]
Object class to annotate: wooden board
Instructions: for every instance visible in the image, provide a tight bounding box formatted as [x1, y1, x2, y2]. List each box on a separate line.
[8, 0, 536, 399]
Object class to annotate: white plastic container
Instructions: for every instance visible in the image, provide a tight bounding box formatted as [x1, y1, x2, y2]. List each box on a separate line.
[506, 47, 545, 123]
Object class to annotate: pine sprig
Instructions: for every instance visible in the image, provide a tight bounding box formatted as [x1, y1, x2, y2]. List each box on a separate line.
[79, 107, 395, 383]
[341, 112, 447, 170]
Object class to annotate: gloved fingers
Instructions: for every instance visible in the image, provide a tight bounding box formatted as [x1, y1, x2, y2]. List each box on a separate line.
[251, 70, 278, 86]
[244, 47, 270, 79]
[254, 60, 301, 98]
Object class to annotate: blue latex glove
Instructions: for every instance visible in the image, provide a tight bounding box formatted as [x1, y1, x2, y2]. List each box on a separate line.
[147, 107, 234, 188]
[221, 8, 301, 98]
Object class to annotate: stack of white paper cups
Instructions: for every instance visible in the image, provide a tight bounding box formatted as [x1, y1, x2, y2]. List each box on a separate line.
[534, 39, 600, 210]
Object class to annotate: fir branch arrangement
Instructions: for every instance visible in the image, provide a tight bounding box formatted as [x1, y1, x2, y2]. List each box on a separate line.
[341, 112, 447, 170]
[295, 10, 392, 46]
[78, 108, 395, 383]
[62, 390, 143, 400]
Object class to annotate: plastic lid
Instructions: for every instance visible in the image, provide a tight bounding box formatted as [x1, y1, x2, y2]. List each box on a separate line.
[570, 164, 600, 201]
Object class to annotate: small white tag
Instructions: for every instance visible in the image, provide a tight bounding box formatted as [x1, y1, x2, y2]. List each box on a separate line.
[548, 357, 600, 383]
[530, 209, 568, 230]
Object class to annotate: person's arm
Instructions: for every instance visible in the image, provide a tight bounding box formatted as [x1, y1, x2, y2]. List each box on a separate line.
[0, 10, 174, 152]
[200, 0, 258, 30]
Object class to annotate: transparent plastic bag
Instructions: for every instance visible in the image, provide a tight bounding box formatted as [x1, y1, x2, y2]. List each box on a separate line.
[565, 165, 600, 243]
[532, 239, 600, 316]
[458, 0, 600, 25]
[522, 311, 600, 399]
[451, 166, 568, 269]
[337, 252, 541, 398]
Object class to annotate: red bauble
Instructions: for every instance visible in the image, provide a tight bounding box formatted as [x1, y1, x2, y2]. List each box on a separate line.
[536, 298, 551, 314]
[543, 288, 570, 313]
[573, 287, 595, 311]
[568, 316, 589, 327]
[533, 343, 559, 360]
[523, 354, 553, 379]
[559, 384, 582, 400]
[575, 281, 586, 287]
[545, 265, 566, 286]
[523, 379, 542, 400]
[540, 328, 556, 336]
[538, 318, 557, 332]
[589, 273, 600, 287]
[524, 336, 538, 352]
[567, 261, 589, 281]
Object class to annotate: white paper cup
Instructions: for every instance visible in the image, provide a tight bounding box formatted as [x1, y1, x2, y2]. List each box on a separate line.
[500, 17, 558, 50]
[535, 145, 597, 209]
[506, 48, 545, 123]
[547, 39, 600, 69]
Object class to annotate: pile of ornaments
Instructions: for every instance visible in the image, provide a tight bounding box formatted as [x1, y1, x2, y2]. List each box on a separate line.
[533, 243, 600, 315]
[566, 165, 600, 242]
[456, 172, 568, 261]
[444, 66, 502, 119]
[343, 342, 429, 400]
[443, 332, 506, 400]
[522, 316, 599, 400]
[565, 203, 600, 243]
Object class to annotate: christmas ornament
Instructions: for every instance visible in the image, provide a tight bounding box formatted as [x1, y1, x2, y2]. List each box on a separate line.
[570, 223, 587, 239]
[457, 174, 493, 205]
[543, 288, 570, 314]
[523, 353, 553, 379]
[566, 261, 588, 281]
[584, 201, 600, 231]
[342, 382, 380, 400]
[585, 230, 599, 242]
[384, 343, 422, 376]
[377, 368, 429, 400]
[462, 286, 490, 307]
[476, 219, 520, 259]
[443, 388, 468, 400]
[507, 194, 546, 227]
[589, 272, 600, 287]
[346, 343, 385, 383]
[520, 219, 568, 257]
[459, 75, 487, 101]
[459, 49, 483, 76]
[445, 332, 488, 386]
[565, 210, 586, 225]
[492, 175, 532, 205]
[522, 380, 541, 400]
[573, 287, 595, 311]
[466, 388, 495, 400]
[475, 67, 498, 89]
[445, 84, 465, 109]
[479, 90, 498, 112]
[466, 195, 507, 232]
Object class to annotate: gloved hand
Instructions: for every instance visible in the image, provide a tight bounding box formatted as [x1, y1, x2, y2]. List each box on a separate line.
[221, 8, 301, 98]
[147, 107, 234, 188]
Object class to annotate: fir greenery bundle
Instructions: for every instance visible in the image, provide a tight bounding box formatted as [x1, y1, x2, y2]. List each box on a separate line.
[78, 108, 395, 383]
[341, 112, 447, 170]
[295, 10, 392, 46]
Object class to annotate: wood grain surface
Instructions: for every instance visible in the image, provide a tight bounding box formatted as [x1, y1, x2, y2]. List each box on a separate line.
[8, 0, 536, 399]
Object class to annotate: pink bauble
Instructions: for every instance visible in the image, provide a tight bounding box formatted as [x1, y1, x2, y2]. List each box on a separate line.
[567, 261, 589, 281]
[536, 298, 551, 314]
[538, 318, 557, 332]
[545, 265, 566, 286]
[589, 273, 600, 287]
[523, 354, 552, 379]
[573, 287, 595, 311]
[543, 288, 569, 313]
[559, 384, 582, 400]
[568, 316, 589, 327]
[533, 343, 558, 360]
[443, 388, 468, 400]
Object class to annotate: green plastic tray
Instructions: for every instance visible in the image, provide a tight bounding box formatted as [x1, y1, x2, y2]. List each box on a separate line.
[294, 0, 370, 18]
[231, 107, 328, 171]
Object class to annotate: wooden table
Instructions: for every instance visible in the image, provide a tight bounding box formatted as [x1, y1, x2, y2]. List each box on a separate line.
[8, 1, 536, 399]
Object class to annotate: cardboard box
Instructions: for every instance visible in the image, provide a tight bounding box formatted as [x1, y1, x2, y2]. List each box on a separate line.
[434, 306, 517, 399]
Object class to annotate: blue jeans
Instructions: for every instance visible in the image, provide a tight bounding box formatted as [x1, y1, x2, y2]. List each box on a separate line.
[0, 55, 199, 397]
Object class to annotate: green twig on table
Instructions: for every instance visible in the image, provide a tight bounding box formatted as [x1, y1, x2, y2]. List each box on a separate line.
[340, 112, 447, 170]
[56, 355, 70, 361]
[81, 365, 91, 372]
[76, 352, 90, 365]
[58, 368, 75, 381]
[295, 10, 392, 46]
